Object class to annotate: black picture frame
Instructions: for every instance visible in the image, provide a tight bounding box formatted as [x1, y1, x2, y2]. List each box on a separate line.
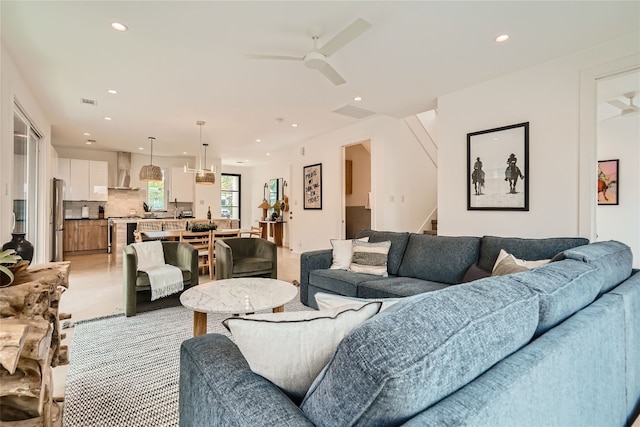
[597, 159, 619, 205]
[467, 122, 529, 211]
[303, 163, 322, 210]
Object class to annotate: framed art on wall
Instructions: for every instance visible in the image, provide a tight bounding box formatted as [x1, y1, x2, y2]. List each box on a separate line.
[598, 159, 618, 205]
[303, 163, 322, 210]
[467, 122, 529, 211]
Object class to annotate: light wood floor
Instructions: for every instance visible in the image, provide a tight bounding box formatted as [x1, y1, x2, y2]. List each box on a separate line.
[53, 246, 300, 398]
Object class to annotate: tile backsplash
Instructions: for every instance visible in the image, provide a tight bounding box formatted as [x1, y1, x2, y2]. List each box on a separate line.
[105, 189, 147, 217]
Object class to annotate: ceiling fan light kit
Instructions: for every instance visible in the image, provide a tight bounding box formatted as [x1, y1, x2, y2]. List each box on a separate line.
[247, 18, 372, 86]
[185, 121, 216, 185]
[139, 137, 163, 182]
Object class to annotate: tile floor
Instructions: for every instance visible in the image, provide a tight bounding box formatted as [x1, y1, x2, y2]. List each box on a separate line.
[52, 246, 300, 398]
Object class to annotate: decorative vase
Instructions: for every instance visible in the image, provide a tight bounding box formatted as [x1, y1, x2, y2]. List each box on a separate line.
[2, 233, 34, 265]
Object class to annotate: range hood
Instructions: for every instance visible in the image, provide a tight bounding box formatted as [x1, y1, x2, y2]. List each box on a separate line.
[108, 152, 140, 190]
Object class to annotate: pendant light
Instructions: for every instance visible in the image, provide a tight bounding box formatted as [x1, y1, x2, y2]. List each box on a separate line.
[184, 121, 216, 185]
[139, 137, 163, 182]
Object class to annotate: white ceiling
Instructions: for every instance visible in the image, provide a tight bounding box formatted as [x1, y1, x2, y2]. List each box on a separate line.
[2, 1, 639, 165]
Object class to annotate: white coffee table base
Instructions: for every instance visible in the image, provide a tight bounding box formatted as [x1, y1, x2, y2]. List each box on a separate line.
[180, 278, 297, 336]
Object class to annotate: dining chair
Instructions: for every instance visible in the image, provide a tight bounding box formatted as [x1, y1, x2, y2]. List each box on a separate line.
[179, 230, 214, 279]
[240, 225, 262, 238]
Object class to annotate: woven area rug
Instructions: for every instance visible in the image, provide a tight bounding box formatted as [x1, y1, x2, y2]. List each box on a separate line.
[62, 294, 311, 427]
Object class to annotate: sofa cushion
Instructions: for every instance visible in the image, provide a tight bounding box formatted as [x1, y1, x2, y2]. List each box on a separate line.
[511, 259, 600, 336]
[315, 292, 400, 312]
[349, 240, 391, 276]
[233, 257, 272, 275]
[309, 269, 390, 297]
[461, 263, 491, 283]
[562, 240, 633, 294]
[301, 278, 539, 426]
[477, 236, 589, 273]
[355, 230, 410, 276]
[329, 237, 369, 270]
[398, 234, 481, 284]
[357, 277, 449, 299]
[223, 302, 382, 403]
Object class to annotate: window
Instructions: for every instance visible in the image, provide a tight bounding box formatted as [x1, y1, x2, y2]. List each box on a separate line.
[147, 170, 166, 210]
[13, 107, 40, 243]
[221, 174, 241, 223]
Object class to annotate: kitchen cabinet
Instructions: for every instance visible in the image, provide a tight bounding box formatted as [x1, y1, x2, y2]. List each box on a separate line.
[63, 219, 108, 252]
[89, 160, 108, 201]
[57, 158, 108, 201]
[170, 167, 194, 202]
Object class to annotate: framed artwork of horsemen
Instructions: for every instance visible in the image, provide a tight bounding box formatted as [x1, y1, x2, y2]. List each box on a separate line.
[597, 159, 618, 205]
[467, 122, 529, 211]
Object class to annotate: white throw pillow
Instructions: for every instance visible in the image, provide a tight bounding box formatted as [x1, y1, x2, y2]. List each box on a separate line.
[491, 249, 550, 276]
[315, 292, 399, 312]
[222, 302, 381, 402]
[330, 237, 369, 270]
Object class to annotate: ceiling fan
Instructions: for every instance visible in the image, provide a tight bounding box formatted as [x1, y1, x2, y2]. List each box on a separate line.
[246, 18, 372, 86]
[606, 92, 639, 118]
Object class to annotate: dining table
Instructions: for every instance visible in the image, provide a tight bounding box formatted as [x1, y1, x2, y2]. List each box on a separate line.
[141, 228, 243, 241]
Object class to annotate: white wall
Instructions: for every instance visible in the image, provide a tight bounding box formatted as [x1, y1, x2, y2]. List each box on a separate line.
[597, 115, 640, 267]
[1, 43, 54, 263]
[437, 33, 639, 241]
[287, 115, 437, 253]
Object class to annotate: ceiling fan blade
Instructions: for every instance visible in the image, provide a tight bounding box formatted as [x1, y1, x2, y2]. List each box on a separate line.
[607, 99, 629, 110]
[318, 18, 372, 57]
[317, 63, 346, 86]
[244, 54, 304, 61]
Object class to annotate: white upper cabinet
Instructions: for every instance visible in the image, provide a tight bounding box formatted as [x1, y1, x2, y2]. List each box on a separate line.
[58, 158, 108, 201]
[89, 160, 108, 201]
[170, 167, 194, 203]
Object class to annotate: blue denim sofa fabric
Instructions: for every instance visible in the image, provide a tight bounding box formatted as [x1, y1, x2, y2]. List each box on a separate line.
[300, 278, 539, 427]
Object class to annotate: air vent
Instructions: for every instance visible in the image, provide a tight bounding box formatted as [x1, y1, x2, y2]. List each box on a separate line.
[81, 98, 97, 106]
[332, 104, 375, 119]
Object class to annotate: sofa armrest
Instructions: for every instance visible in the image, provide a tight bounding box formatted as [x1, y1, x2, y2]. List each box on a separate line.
[215, 239, 233, 280]
[180, 334, 314, 427]
[123, 245, 138, 317]
[252, 238, 278, 279]
[299, 249, 333, 306]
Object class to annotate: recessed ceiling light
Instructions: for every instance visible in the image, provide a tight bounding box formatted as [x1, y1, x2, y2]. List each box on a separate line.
[266, 153, 271, 156]
[104, 117, 112, 121]
[354, 96, 362, 102]
[245, 160, 249, 162]
[107, 89, 118, 94]
[291, 123, 298, 128]
[182, 152, 187, 155]
[138, 147, 144, 150]
[83, 132, 90, 136]
[111, 22, 128, 32]
[495, 34, 509, 43]
[256, 139, 261, 142]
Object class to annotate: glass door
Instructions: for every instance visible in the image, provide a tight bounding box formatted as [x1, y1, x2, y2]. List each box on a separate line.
[13, 107, 40, 244]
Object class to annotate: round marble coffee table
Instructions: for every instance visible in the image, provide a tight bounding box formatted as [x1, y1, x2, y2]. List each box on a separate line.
[180, 278, 298, 336]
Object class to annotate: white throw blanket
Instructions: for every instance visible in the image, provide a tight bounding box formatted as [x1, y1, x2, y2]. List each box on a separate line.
[132, 240, 184, 301]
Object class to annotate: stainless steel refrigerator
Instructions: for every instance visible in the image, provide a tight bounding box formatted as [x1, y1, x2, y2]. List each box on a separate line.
[52, 178, 64, 261]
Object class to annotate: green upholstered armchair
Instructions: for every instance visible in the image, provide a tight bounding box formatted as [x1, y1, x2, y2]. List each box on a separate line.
[123, 241, 199, 317]
[215, 237, 277, 280]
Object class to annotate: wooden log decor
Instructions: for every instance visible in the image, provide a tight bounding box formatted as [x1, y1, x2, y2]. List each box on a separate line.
[0, 262, 69, 425]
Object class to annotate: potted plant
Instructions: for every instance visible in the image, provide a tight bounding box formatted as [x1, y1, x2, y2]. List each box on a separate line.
[0, 249, 23, 287]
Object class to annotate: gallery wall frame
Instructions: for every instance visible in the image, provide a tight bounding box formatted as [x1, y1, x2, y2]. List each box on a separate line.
[303, 163, 322, 210]
[467, 122, 529, 211]
[597, 159, 619, 205]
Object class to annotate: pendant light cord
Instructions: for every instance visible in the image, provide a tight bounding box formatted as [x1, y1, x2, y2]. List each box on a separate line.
[149, 137, 155, 165]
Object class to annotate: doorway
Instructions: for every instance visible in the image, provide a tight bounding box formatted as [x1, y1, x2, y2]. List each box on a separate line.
[344, 141, 371, 239]
[596, 68, 640, 267]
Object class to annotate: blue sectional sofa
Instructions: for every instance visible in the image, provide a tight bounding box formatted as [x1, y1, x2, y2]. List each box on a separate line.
[179, 235, 640, 426]
[300, 230, 589, 308]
